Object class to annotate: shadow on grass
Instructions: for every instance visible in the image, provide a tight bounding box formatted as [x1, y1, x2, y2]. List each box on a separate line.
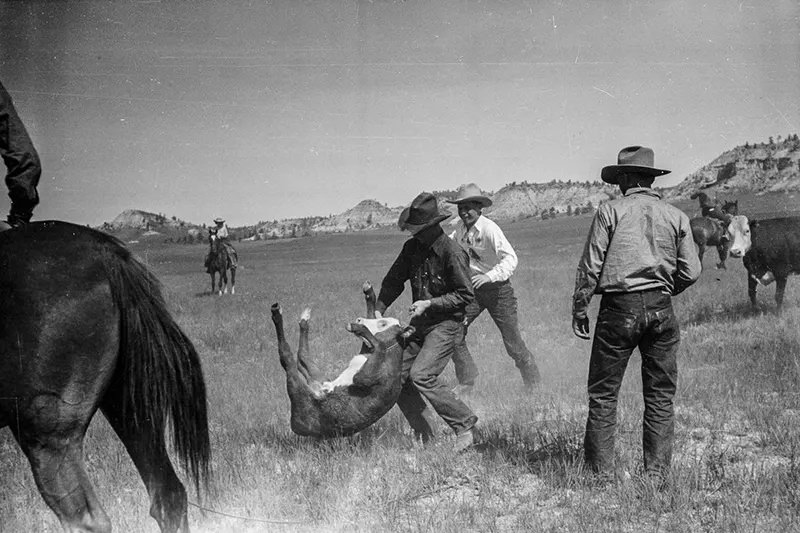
[474, 423, 585, 487]
[681, 299, 769, 326]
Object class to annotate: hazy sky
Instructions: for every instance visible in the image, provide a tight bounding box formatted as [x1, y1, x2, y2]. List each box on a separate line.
[1, 0, 798, 226]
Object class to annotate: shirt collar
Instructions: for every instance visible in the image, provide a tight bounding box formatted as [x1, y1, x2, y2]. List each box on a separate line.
[623, 187, 662, 200]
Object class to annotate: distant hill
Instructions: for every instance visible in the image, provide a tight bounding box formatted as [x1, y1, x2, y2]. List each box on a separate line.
[102, 134, 799, 242]
[666, 134, 800, 199]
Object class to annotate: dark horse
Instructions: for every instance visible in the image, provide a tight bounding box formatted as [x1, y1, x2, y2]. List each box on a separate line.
[0, 221, 210, 533]
[206, 231, 236, 295]
[689, 197, 739, 270]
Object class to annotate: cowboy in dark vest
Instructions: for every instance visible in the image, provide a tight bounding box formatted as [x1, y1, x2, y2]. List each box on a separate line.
[0, 81, 41, 230]
[446, 183, 541, 395]
[572, 146, 701, 487]
[691, 192, 730, 224]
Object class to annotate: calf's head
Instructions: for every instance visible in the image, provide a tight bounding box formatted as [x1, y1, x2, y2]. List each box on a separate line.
[727, 215, 752, 258]
[346, 317, 414, 351]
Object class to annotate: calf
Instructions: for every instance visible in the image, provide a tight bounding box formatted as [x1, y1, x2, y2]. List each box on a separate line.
[728, 215, 800, 311]
[271, 281, 415, 437]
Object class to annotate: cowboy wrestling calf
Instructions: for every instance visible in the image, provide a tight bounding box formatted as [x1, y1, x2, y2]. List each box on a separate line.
[271, 281, 415, 437]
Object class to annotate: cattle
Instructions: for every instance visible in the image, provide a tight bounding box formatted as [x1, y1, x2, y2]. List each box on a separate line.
[271, 281, 416, 437]
[728, 215, 800, 311]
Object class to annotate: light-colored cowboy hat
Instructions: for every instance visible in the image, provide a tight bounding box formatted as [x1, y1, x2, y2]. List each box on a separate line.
[446, 183, 493, 208]
[213, 217, 225, 224]
[397, 192, 451, 234]
[601, 146, 671, 184]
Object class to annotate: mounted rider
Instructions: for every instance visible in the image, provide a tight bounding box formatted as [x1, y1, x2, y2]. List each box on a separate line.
[0, 80, 41, 231]
[204, 217, 238, 272]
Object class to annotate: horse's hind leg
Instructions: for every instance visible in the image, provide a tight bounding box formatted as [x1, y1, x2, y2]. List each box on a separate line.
[297, 308, 324, 382]
[100, 398, 189, 533]
[13, 422, 111, 533]
[716, 242, 730, 270]
[229, 267, 236, 295]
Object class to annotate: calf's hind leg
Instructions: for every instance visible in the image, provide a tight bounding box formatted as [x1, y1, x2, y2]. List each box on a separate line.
[272, 304, 303, 386]
[297, 308, 323, 383]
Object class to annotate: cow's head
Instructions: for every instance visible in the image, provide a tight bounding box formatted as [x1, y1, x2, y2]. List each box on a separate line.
[727, 215, 752, 258]
[346, 317, 415, 351]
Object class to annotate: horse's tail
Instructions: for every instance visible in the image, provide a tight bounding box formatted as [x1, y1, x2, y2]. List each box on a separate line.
[103, 246, 211, 494]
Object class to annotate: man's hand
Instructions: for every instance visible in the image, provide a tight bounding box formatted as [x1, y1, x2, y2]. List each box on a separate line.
[471, 273, 492, 289]
[572, 315, 590, 340]
[409, 299, 432, 319]
[374, 310, 383, 319]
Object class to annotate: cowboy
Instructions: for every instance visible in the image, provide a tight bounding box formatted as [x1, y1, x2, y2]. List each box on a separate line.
[0, 80, 41, 230]
[376, 192, 478, 451]
[691, 191, 731, 224]
[204, 217, 238, 272]
[572, 146, 701, 487]
[446, 183, 541, 395]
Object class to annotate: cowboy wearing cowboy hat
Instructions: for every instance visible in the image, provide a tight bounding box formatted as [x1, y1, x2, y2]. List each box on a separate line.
[446, 183, 541, 395]
[376, 192, 478, 452]
[204, 217, 238, 272]
[572, 146, 701, 487]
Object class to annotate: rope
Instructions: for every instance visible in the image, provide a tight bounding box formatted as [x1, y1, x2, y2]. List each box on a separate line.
[188, 500, 307, 526]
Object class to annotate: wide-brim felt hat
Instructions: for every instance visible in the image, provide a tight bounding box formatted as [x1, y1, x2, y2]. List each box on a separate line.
[213, 217, 225, 224]
[446, 182, 493, 208]
[397, 192, 451, 234]
[601, 146, 671, 184]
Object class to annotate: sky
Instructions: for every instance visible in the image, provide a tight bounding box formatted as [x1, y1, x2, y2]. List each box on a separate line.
[0, 0, 798, 227]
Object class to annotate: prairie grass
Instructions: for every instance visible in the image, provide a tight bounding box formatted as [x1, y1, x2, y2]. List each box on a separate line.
[1, 193, 799, 532]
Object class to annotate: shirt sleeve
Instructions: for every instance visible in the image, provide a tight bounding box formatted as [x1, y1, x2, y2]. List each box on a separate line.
[483, 224, 518, 282]
[572, 206, 612, 319]
[377, 243, 411, 314]
[428, 246, 474, 313]
[672, 214, 702, 295]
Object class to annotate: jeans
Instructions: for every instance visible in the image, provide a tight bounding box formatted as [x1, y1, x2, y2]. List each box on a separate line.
[584, 289, 680, 477]
[396, 319, 478, 437]
[451, 280, 540, 386]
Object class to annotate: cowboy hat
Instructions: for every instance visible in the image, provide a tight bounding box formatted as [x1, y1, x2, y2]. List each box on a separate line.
[446, 183, 493, 208]
[397, 192, 451, 234]
[213, 217, 225, 224]
[601, 146, 671, 184]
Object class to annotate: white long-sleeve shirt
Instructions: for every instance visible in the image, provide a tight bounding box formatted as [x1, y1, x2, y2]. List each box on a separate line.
[449, 215, 518, 282]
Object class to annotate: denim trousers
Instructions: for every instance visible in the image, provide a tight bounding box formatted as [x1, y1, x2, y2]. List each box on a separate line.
[584, 289, 680, 476]
[451, 280, 539, 385]
[396, 319, 478, 436]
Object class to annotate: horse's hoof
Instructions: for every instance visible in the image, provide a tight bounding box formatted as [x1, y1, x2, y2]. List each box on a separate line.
[231, 287, 235, 295]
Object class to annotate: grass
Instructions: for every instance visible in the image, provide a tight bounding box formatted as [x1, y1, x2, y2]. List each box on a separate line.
[1, 192, 799, 532]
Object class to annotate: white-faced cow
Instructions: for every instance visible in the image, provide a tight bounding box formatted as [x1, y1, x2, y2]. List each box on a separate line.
[271, 281, 415, 437]
[728, 215, 800, 312]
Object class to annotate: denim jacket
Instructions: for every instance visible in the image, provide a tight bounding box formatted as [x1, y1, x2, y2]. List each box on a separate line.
[377, 225, 474, 325]
[572, 188, 701, 319]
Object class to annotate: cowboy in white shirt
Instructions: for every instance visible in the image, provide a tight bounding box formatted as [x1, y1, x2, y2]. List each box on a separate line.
[448, 183, 541, 393]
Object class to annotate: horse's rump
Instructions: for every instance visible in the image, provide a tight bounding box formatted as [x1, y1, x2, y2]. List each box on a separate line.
[0, 221, 210, 492]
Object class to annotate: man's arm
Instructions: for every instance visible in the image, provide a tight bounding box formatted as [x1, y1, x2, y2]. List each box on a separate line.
[572, 207, 611, 321]
[376, 243, 411, 315]
[483, 224, 518, 282]
[673, 215, 702, 295]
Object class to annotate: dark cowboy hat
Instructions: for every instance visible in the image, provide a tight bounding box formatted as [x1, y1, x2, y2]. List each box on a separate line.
[601, 146, 671, 184]
[397, 192, 451, 234]
[213, 217, 225, 224]
[445, 183, 493, 208]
